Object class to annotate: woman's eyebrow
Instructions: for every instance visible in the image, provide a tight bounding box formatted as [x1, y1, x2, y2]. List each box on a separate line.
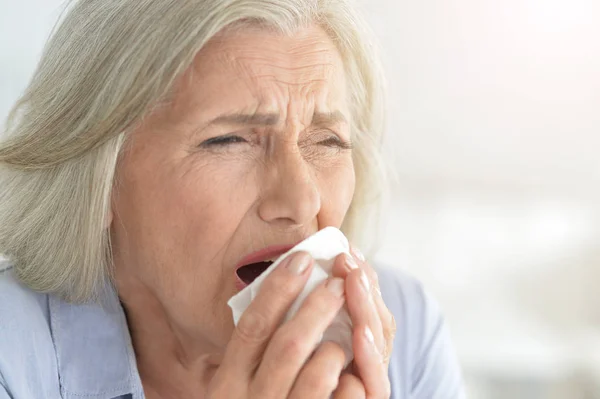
[311, 110, 347, 126]
[206, 110, 347, 127]
[208, 112, 280, 126]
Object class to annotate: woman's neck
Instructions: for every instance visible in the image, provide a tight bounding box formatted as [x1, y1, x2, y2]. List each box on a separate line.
[119, 285, 223, 398]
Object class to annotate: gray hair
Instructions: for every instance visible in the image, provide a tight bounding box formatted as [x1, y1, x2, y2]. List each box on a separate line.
[0, 0, 386, 302]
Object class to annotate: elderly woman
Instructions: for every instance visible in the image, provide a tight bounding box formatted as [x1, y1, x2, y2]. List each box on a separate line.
[0, 1, 464, 398]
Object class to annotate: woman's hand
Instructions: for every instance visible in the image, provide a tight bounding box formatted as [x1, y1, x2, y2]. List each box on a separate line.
[331, 247, 396, 399]
[208, 251, 354, 399]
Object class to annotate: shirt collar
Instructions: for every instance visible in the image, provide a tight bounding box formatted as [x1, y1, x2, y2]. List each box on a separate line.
[49, 281, 144, 399]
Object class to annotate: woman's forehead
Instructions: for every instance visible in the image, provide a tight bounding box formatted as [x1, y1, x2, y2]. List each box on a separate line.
[166, 25, 349, 126]
[200, 24, 342, 71]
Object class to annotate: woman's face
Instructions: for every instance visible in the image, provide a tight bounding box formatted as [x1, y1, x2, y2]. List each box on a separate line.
[111, 25, 355, 351]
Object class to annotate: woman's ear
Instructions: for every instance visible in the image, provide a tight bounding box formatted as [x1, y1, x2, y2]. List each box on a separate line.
[104, 209, 113, 229]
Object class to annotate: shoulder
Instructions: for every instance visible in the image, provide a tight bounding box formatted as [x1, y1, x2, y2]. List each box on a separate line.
[374, 266, 439, 371]
[375, 266, 433, 322]
[374, 265, 466, 399]
[375, 265, 440, 345]
[0, 260, 53, 335]
[0, 260, 61, 397]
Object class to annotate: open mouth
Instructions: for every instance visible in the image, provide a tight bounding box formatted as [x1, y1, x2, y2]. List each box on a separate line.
[234, 244, 296, 289]
[236, 260, 274, 285]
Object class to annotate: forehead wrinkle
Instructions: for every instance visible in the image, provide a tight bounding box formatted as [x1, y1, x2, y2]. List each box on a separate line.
[219, 32, 336, 57]
[234, 46, 335, 63]
[252, 76, 329, 86]
[235, 57, 336, 85]
[244, 61, 335, 73]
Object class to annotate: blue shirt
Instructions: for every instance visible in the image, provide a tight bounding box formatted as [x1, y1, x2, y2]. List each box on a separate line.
[0, 259, 465, 398]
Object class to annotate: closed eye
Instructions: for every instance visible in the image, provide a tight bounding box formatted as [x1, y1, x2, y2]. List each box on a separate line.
[318, 136, 353, 150]
[200, 135, 247, 148]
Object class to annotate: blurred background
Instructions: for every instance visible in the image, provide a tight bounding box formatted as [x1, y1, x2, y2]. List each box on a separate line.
[1, 0, 599, 397]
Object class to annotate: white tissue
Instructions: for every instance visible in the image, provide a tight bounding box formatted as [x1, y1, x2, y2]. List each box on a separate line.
[227, 227, 354, 366]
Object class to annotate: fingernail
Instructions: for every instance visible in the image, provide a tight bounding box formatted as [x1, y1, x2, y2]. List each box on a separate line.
[345, 253, 358, 271]
[364, 326, 382, 360]
[364, 325, 376, 347]
[360, 271, 370, 293]
[285, 252, 311, 275]
[374, 285, 382, 298]
[352, 246, 366, 262]
[327, 277, 345, 297]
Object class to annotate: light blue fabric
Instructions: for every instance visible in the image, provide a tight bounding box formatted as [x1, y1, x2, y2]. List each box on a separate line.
[0, 258, 465, 398]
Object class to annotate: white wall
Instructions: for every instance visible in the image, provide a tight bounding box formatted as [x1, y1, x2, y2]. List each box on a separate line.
[355, 1, 600, 396]
[358, 0, 600, 192]
[0, 1, 66, 119]
[2, 1, 599, 397]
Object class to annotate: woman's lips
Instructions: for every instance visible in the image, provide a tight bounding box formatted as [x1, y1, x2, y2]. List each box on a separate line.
[234, 244, 297, 291]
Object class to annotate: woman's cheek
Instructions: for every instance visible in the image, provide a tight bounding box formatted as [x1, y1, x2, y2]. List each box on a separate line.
[184, 148, 258, 186]
[317, 156, 356, 221]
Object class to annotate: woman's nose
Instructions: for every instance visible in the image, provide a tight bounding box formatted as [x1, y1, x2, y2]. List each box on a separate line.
[257, 148, 321, 228]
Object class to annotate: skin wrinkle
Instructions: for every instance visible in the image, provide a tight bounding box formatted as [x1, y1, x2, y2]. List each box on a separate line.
[229, 36, 335, 103]
[111, 25, 355, 397]
[198, 110, 347, 132]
